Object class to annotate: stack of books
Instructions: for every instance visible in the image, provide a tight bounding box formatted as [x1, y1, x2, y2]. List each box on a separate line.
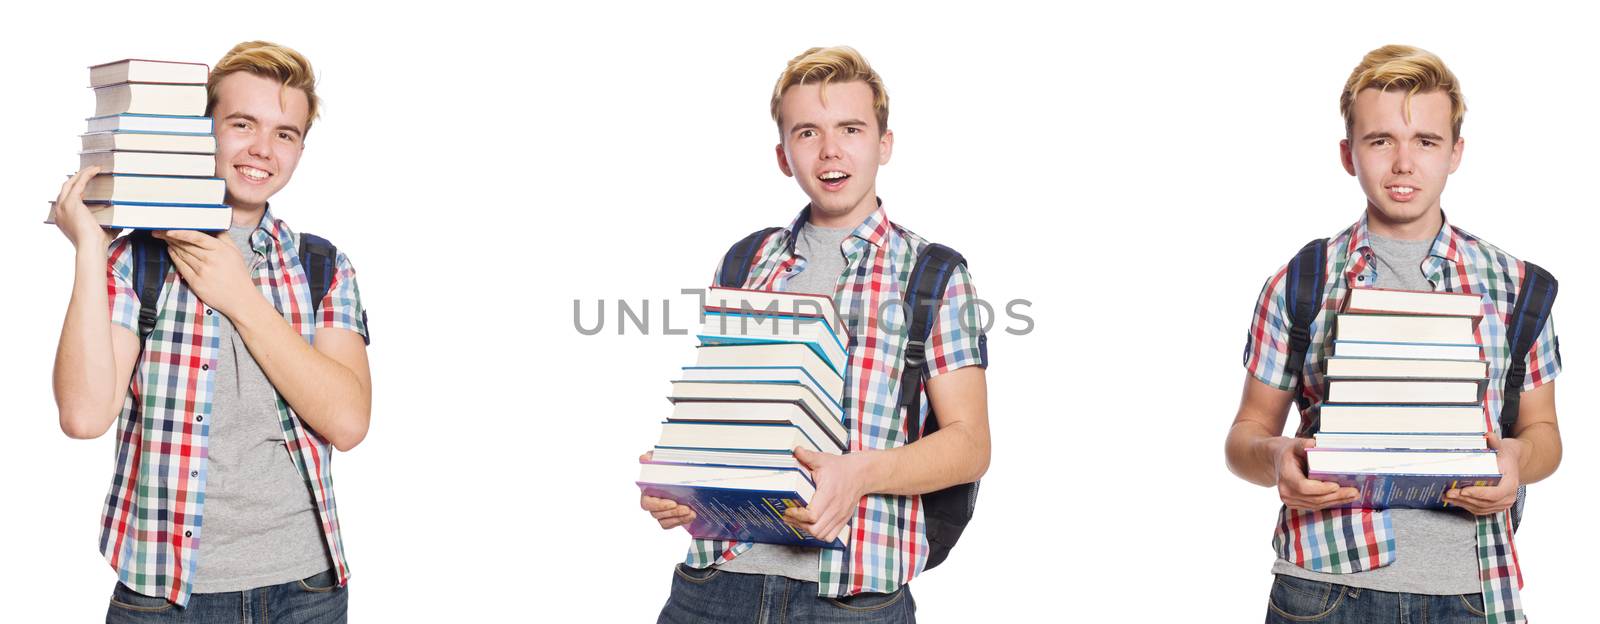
[49, 59, 228, 231]
[637, 286, 851, 548]
[1307, 287, 1500, 509]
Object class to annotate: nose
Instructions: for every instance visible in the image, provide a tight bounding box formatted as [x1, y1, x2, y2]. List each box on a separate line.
[819, 131, 842, 160]
[247, 130, 273, 160]
[1391, 142, 1414, 175]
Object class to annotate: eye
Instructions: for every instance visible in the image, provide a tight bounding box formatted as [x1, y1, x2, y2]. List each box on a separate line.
[845, 127, 861, 134]
[1371, 138, 1390, 147]
[799, 129, 817, 139]
[1420, 139, 1437, 148]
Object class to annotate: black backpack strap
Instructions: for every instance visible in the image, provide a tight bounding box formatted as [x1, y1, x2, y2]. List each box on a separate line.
[1500, 261, 1557, 438]
[1284, 238, 1329, 419]
[298, 233, 338, 313]
[128, 231, 170, 340]
[899, 243, 965, 442]
[717, 227, 783, 288]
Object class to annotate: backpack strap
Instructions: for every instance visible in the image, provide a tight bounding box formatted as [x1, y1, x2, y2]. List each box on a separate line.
[129, 231, 171, 340]
[1502, 261, 1556, 533]
[1285, 238, 1328, 418]
[298, 233, 339, 314]
[717, 227, 783, 288]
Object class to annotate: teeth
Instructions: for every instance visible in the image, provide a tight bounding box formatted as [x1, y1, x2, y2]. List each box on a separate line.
[820, 172, 846, 181]
[1392, 186, 1414, 193]
[240, 166, 269, 180]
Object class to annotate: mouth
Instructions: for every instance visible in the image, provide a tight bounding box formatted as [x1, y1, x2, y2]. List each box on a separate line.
[235, 164, 273, 184]
[1385, 184, 1417, 202]
[817, 170, 850, 191]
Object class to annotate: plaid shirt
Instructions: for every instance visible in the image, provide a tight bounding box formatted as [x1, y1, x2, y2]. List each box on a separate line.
[1244, 214, 1561, 624]
[685, 202, 989, 597]
[101, 208, 369, 606]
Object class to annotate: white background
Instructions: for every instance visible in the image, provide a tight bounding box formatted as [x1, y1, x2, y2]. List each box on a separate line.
[2, 1, 1596, 621]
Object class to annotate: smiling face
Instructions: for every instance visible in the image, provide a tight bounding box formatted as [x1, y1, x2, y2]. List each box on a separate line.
[1340, 88, 1464, 235]
[775, 80, 893, 228]
[211, 71, 309, 213]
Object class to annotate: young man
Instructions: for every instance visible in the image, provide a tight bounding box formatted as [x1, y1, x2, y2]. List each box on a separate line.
[51, 41, 370, 622]
[641, 46, 991, 622]
[1224, 45, 1562, 624]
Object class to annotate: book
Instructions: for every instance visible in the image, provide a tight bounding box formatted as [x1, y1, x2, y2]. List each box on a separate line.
[1335, 313, 1479, 345]
[1324, 357, 1487, 380]
[89, 59, 208, 87]
[83, 174, 225, 206]
[1313, 433, 1487, 450]
[1318, 404, 1487, 435]
[666, 401, 847, 454]
[81, 131, 216, 154]
[1332, 340, 1482, 361]
[1324, 379, 1484, 405]
[669, 380, 847, 449]
[705, 286, 849, 348]
[45, 201, 229, 231]
[679, 366, 843, 416]
[86, 114, 213, 135]
[93, 82, 207, 117]
[1345, 287, 1484, 318]
[80, 150, 215, 177]
[1307, 448, 1500, 509]
[655, 420, 825, 456]
[699, 311, 849, 377]
[637, 461, 845, 549]
[694, 342, 843, 388]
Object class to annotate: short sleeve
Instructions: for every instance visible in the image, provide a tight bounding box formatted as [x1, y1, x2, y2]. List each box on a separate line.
[106, 237, 139, 334]
[1522, 314, 1561, 391]
[317, 251, 369, 344]
[927, 264, 988, 377]
[1243, 266, 1296, 391]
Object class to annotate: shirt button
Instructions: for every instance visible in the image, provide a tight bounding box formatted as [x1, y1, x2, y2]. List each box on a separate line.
[205, 309, 213, 316]
[1357, 276, 1366, 281]
[202, 364, 209, 371]
[195, 415, 204, 422]
[184, 531, 192, 538]
[190, 471, 198, 477]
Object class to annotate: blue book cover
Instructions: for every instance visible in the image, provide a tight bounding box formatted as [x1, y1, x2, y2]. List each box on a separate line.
[637, 482, 846, 549]
[1312, 471, 1501, 510]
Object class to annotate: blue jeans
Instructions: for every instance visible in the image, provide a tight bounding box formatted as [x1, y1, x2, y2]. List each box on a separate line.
[1265, 574, 1487, 623]
[657, 564, 915, 623]
[106, 570, 347, 624]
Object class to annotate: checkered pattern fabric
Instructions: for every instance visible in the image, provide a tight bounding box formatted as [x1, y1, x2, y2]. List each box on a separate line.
[100, 209, 368, 606]
[1244, 214, 1560, 624]
[685, 202, 988, 597]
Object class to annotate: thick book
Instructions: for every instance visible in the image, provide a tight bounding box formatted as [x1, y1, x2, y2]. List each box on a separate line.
[81, 131, 216, 154]
[1324, 357, 1487, 380]
[1335, 313, 1479, 345]
[705, 286, 848, 347]
[83, 174, 225, 206]
[680, 366, 843, 417]
[655, 420, 826, 456]
[695, 342, 843, 386]
[1344, 287, 1484, 318]
[1313, 433, 1487, 450]
[636, 461, 846, 549]
[1318, 403, 1487, 435]
[1307, 449, 1500, 509]
[1332, 340, 1482, 361]
[93, 82, 207, 117]
[80, 150, 215, 177]
[666, 401, 847, 454]
[86, 114, 213, 135]
[45, 201, 229, 231]
[89, 59, 208, 87]
[668, 380, 846, 449]
[1324, 379, 1484, 405]
[699, 311, 848, 377]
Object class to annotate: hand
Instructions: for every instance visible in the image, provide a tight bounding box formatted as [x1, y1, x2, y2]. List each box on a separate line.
[783, 447, 872, 543]
[153, 229, 258, 317]
[51, 167, 121, 249]
[1273, 437, 1360, 512]
[639, 452, 695, 530]
[1446, 433, 1523, 515]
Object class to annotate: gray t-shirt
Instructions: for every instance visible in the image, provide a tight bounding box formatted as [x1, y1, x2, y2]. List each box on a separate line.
[191, 225, 330, 593]
[715, 221, 853, 582]
[1273, 232, 1481, 595]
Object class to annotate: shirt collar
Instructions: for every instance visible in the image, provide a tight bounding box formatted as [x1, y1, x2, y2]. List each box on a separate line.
[784, 197, 893, 254]
[245, 204, 290, 255]
[1347, 211, 1460, 263]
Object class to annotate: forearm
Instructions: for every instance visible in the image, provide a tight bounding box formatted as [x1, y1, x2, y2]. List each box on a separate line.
[1513, 421, 1561, 485]
[1226, 420, 1284, 487]
[858, 420, 989, 496]
[229, 295, 369, 450]
[53, 247, 120, 437]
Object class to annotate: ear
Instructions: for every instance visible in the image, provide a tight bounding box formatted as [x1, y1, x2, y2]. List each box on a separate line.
[1339, 138, 1356, 176]
[776, 143, 794, 178]
[1447, 136, 1465, 175]
[878, 129, 894, 166]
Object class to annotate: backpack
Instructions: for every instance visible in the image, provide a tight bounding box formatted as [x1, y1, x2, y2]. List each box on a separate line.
[127, 229, 341, 339]
[1282, 238, 1558, 530]
[719, 227, 979, 570]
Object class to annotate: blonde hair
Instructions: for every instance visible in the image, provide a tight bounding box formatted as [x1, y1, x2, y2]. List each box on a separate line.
[1341, 45, 1465, 139]
[770, 46, 889, 134]
[207, 41, 320, 134]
